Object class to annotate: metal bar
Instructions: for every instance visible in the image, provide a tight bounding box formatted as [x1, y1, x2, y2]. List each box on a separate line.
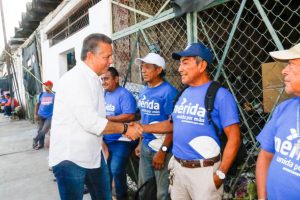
[113, 1, 233, 41]
[213, 0, 247, 80]
[9, 57, 23, 110]
[186, 12, 198, 44]
[253, 0, 284, 50]
[112, 8, 175, 40]
[111, 0, 152, 18]
[192, 11, 198, 42]
[200, 18, 257, 146]
[132, 0, 142, 82]
[123, 31, 140, 87]
[154, 0, 170, 18]
[140, 29, 151, 50]
[0, 0, 13, 98]
[186, 13, 193, 44]
[196, 0, 232, 12]
[50, 12, 88, 41]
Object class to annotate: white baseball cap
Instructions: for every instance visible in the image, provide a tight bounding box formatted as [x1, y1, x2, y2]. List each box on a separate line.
[269, 43, 300, 61]
[135, 53, 166, 70]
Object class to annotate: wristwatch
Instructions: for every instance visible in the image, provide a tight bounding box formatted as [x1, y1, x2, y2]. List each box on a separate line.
[122, 123, 128, 135]
[216, 170, 226, 180]
[160, 145, 168, 152]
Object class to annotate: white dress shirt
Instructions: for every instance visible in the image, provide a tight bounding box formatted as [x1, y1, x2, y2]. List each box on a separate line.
[49, 62, 108, 169]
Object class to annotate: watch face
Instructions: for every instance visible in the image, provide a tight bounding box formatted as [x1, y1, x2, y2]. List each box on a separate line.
[161, 146, 168, 152]
[216, 170, 226, 179]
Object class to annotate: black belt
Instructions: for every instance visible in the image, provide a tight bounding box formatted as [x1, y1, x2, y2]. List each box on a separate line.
[174, 154, 220, 168]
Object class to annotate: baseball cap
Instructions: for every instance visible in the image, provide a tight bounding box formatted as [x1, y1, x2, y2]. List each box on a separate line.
[43, 80, 53, 86]
[269, 43, 300, 61]
[135, 53, 166, 70]
[172, 43, 213, 65]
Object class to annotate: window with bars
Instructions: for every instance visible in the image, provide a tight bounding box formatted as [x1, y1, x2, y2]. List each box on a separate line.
[47, 0, 101, 46]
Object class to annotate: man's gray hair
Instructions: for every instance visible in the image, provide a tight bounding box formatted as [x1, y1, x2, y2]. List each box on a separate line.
[81, 33, 112, 61]
[195, 56, 203, 65]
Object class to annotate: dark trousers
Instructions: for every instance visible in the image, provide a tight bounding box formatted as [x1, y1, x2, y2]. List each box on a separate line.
[52, 153, 112, 200]
[107, 142, 132, 199]
[4, 106, 12, 116]
[34, 117, 51, 147]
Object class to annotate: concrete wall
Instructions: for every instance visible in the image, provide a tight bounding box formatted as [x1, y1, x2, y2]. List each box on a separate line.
[40, 0, 112, 90]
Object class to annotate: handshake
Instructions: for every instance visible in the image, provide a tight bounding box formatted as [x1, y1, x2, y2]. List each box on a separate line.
[123, 122, 143, 140]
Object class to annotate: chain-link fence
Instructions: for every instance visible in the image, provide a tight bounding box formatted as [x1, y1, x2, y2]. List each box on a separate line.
[112, 0, 300, 198]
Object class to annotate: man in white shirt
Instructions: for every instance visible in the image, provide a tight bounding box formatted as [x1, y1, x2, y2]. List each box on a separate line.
[49, 33, 142, 200]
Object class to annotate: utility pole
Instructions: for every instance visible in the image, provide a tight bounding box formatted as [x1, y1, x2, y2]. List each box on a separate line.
[0, 0, 14, 98]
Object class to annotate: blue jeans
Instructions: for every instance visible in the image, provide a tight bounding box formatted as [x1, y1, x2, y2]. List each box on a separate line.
[4, 106, 12, 116]
[106, 142, 132, 199]
[52, 153, 112, 200]
[34, 117, 51, 147]
[138, 142, 171, 200]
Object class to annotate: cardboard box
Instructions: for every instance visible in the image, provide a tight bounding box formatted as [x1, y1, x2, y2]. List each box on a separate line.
[262, 62, 292, 112]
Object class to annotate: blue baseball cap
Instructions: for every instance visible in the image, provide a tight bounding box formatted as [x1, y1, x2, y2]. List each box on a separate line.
[172, 43, 213, 65]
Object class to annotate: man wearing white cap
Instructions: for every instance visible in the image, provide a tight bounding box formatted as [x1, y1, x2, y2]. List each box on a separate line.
[135, 53, 178, 200]
[256, 43, 300, 200]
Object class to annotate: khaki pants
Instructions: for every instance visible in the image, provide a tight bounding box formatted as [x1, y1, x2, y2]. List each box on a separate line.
[168, 156, 223, 200]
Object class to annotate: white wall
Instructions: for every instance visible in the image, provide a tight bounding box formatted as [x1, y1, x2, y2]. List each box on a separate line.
[40, 0, 112, 90]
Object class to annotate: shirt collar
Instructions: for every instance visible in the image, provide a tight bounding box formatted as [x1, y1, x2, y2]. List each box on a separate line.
[80, 61, 101, 81]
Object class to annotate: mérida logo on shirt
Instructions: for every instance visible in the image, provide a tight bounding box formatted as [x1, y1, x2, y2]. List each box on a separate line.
[274, 128, 300, 171]
[105, 103, 115, 112]
[138, 95, 160, 110]
[173, 97, 206, 117]
[173, 98, 206, 125]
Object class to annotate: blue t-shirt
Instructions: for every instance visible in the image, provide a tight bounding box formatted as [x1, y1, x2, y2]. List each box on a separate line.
[138, 81, 178, 147]
[0, 98, 8, 104]
[171, 81, 239, 160]
[103, 86, 137, 143]
[38, 92, 55, 119]
[257, 97, 300, 200]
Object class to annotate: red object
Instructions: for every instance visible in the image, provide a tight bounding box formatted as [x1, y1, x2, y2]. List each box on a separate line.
[43, 80, 53, 86]
[5, 97, 19, 107]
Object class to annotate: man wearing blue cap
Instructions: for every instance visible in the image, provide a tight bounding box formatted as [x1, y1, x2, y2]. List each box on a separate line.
[140, 43, 241, 199]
